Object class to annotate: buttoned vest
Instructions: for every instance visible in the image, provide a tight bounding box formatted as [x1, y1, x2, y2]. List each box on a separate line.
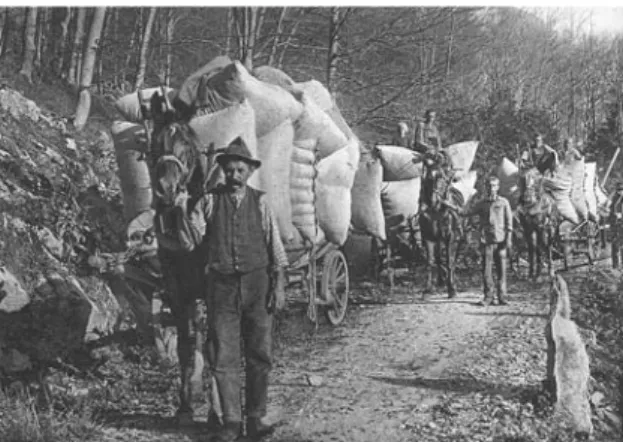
[207, 186, 269, 274]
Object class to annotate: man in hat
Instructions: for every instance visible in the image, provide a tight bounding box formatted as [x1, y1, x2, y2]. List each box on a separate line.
[610, 181, 623, 268]
[443, 175, 513, 306]
[178, 136, 288, 442]
[413, 109, 442, 154]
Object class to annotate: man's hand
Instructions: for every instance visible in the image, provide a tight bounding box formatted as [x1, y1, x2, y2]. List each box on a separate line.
[174, 190, 189, 212]
[505, 232, 513, 250]
[267, 269, 286, 313]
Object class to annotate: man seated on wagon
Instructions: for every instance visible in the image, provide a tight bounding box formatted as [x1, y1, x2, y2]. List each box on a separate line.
[562, 137, 584, 163]
[412, 109, 443, 154]
[177, 137, 288, 442]
[520, 133, 559, 177]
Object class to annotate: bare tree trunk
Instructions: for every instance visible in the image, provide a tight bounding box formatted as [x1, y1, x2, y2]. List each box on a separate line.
[445, 10, 454, 79]
[19, 7, 38, 84]
[134, 7, 156, 89]
[327, 7, 341, 94]
[68, 7, 86, 86]
[34, 7, 48, 74]
[74, 7, 106, 131]
[122, 10, 139, 92]
[0, 8, 9, 59]
[233, 7, 259, 71]
[96, 10, 109, 94]
[55, 7, 72, 75]
[163, 8, 175, 87]
[277, 16, 300, 70]
[225, 8, 233, 56]
[268, 7, 287, 67]
[112, 8, 119, 88]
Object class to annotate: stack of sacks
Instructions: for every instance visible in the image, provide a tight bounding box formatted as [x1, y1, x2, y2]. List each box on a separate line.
[445, 141, 479, 174]
[289, 138, 319, 244]
[583, 162, 600, 222]
[315, 138, 360, 245]
[115, 87, 177, 123]
[376, 145, 423, 181]
[110, 121, 153, 224]
[497, 157, 521, 209]
[543, 174, 580, 225]
[350, 149, 386, 240]
[189, 100, 258, 191]
[247, 118, 296, 244]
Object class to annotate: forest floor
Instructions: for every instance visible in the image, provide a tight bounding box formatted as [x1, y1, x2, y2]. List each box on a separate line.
[50, 261, 619, 442]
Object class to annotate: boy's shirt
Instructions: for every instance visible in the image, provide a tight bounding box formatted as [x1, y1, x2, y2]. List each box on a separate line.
[464, 195, 513, 244]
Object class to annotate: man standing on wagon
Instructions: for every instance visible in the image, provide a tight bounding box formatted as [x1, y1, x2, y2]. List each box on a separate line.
[178, 136, 288, 442]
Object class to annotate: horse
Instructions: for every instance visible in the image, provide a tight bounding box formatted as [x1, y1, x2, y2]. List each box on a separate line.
[418, 152, 464, 298]
[149, 119, 221, 424]
[516, 167, 559, 280]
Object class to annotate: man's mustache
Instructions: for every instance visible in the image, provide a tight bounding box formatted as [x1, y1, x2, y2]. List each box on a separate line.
[226, 177, 243, 186]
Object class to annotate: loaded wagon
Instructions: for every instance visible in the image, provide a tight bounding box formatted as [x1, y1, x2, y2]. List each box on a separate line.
[92, 58, 371, 343]
[497, 154, 613, 273]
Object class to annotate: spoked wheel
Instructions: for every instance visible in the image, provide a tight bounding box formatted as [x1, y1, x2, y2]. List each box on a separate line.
[321, 249, 350, 326]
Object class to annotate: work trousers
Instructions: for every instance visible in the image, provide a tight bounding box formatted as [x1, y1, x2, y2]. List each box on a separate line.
[482, 242, 507, 301]
[207, 267, 273, 424]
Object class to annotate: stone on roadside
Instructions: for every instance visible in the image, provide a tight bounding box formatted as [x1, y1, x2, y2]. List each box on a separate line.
[0, 267, 30, 313]
[306, 374, 323, 387]
[36, 226, 65, 260]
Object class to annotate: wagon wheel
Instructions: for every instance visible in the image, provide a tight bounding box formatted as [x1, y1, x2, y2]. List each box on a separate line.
[321, 249, 350, 326]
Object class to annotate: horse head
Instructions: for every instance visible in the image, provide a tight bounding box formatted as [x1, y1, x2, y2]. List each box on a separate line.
[422, 151, 454, 210]
[519, 167, 542, 207]
[152, 122, 216, 208]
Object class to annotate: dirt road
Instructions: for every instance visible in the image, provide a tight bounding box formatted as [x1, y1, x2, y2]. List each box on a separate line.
[266, 274, 550, 442]
[99, 269, 618, 442]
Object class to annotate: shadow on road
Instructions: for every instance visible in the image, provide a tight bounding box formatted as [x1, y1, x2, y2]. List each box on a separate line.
[96, 410, 214, 440]
[368, 375, 533, 401]
[465, 311, 547, 318]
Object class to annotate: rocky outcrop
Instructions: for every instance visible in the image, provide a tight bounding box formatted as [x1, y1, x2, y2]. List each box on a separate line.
[0, 270, 121, 375]
[545, 273, 593, 435]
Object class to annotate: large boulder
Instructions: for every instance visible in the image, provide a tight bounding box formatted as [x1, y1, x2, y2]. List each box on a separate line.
[545, 274, 593, 436]
[0, 267, 30, 313]
[0, 272, 121, 372]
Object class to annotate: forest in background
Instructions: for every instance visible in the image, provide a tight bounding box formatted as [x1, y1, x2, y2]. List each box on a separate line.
[2, 6, 623, 178]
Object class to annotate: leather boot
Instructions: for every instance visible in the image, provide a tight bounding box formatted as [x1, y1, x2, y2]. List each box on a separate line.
[212, 421, 241, 442]
[246, 417, 275, 439]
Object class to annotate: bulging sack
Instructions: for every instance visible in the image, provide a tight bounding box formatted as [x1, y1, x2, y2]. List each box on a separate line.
[188, 100, 258, 191]
[351, 149, 386, 240]
[315, 139, 360, 245]
[543, 175, 580, 225]
[444, 141, 479, 173]
[293, 80, 333, 112]
[497, 157, 520, 209]
[381, 178, 421, 221]
[253, 65, 296, 88]
[115, 87, 176, 123]
[451, 170, 478, 206]
[583, 162, 599, 221]
[563, 158, 589, 221]
[294, 93, 349, 160]
[233, 61, 303, 138]
[376, 145, 423, 182]
[247, 119, 296, 244]
[111, 121, 153, 222]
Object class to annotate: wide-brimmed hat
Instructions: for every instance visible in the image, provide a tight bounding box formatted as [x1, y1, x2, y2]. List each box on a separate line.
[216, 137, 261, 168]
